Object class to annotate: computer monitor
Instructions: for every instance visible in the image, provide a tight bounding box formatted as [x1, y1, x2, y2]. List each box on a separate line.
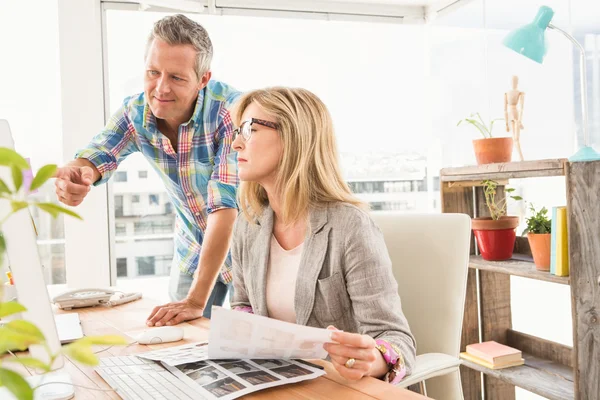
[0, 119, 63, 368]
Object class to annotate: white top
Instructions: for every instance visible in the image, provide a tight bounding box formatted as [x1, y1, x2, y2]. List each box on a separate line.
[265, 234, 304, 324]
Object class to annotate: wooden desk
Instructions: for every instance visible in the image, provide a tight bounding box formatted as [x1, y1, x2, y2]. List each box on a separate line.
[46, 298, 427, 399]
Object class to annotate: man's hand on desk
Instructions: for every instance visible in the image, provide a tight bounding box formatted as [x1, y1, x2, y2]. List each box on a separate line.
[146, 298, 204, 327]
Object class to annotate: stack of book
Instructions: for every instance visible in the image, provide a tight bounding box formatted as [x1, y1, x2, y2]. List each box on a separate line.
[460, 341, 524, 369]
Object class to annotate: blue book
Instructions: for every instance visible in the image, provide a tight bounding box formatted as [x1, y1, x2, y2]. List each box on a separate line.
[550, 206, 558, 274]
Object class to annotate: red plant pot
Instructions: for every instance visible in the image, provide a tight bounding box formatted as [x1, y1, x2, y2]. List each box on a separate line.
[473, 229, 516, 261]
[472, 216, 519, 261]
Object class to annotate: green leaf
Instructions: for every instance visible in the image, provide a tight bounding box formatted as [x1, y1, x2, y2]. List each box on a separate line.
[77, 335, 127, 346]
[34, 203, 82, 220]
[11, 165, 23, 192]
[2, 357, 51, 372]
[10, 201, 28, 213]
[511, 196, 523, 201]
[62, 343, 99, 366]
[0, 367, 33, 400]
[0, 178, 10, 195]
[29, 164, 57, 192]
[505, 188, 515, 193]
[0, 327, 42, 353]
[0, 301, 27, 318]
[0, 148, 29, 169]
[5, 320, 45, 341]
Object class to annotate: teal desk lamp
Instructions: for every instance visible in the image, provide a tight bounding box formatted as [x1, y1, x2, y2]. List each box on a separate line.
[503, 6, 600, 162]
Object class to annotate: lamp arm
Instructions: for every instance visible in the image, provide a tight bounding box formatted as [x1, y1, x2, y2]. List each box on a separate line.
[548, 23, 589, 147]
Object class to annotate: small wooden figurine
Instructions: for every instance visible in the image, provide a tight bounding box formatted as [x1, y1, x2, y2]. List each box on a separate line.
[504, 75, 525, 161]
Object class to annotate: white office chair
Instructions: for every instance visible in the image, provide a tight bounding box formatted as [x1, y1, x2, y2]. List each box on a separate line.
[370, 212, 471, 400]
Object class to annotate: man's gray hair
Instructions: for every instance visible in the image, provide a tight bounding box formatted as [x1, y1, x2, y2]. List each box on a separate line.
[146, 14, 213, 79]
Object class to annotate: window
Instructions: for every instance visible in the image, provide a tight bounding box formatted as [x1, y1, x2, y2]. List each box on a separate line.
[138, 170, 148, 179]
[116, 258, 128, 277]
[134, 219, 174, 234]
[0, 0, 66, 285]
[137, 256, 155, 276]
[114, 171, 127, 182]
[115, 223, 126, 236]
[105, 8, 431, 300]
[114, 195, 124, 217]
[149, 194, 159, 205]
[429, 0, 599, 364]
[131, 195, 140, 203]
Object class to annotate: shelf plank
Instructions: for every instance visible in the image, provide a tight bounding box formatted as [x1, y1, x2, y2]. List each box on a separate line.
[441, 158, 566, 182]
[469, 255, 570, 285]
[461, 353, 574, 400]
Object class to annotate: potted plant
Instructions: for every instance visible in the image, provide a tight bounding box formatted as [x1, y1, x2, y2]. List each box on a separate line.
[0, 147, 127, 400]
[522, 203, 552, 271]
[457, 113, 512, 165]
[472, 179, 522, 261]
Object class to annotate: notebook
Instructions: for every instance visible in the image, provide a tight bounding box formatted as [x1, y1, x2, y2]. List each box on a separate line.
[466, 341, 522, 364]
[460, 352, 524, 370]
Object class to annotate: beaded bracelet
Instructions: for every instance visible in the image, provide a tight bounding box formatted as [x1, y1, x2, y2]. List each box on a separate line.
[375, 339, 407, 384]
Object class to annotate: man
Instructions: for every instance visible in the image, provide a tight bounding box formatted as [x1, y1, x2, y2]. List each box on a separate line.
[54, 14, 240, 326]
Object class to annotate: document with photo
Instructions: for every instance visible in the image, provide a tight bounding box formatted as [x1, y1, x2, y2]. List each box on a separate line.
[163, 358, 325, 400]
[138, 341, 210, 366]
[208, 306, 332, 360]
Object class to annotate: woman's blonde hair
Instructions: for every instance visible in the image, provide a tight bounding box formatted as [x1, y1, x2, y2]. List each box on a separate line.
[233, 87, 366, 225]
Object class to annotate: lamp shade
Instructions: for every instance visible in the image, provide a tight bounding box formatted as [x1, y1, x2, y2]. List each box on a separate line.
[502, 6, 554, 64]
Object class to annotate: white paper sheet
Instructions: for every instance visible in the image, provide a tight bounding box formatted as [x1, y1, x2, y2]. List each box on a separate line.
[138, 341, 210, 366]
[208, 307, 332, 360]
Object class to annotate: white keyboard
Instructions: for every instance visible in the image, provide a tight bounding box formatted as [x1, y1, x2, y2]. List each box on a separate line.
[96, 355, 204, 400]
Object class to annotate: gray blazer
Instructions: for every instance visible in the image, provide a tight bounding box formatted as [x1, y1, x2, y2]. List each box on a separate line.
[231, 202, 416, 374]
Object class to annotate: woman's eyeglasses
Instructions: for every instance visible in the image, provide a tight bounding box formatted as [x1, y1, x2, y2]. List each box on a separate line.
[233, 118, 279, 142]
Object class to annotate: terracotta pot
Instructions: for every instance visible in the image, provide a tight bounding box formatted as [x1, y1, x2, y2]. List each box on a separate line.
[472, 137, 513, 165]
[527, 233, 551, 271]
[472, 216, 519, 261]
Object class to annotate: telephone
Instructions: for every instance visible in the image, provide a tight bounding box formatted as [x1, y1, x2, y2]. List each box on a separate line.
[52, 288, 142, 310]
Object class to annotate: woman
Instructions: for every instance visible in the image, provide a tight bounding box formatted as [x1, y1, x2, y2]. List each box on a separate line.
[230, 87, 416, 384]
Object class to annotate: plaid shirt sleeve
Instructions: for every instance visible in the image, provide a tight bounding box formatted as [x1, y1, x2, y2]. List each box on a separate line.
[75, 99, 138, 186]
[206, 103, 239, 214]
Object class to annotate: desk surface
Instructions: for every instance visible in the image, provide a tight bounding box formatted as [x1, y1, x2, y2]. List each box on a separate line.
[42, 298, 427, 399]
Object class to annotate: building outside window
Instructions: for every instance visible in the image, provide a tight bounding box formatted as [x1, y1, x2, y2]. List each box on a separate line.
[137, 256, 155, 276]
[116, 258, 128, 277]
[114, 171, 127, 182]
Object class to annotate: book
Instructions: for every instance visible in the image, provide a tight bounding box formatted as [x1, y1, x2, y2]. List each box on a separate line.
[554, 206, 569, 277]
[460, 352, 525, 370]
[550, 206, 558, 274]
[466, 341, 522, 364]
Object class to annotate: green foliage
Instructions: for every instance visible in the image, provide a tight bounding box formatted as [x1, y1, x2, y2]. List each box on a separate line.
[0, 147, 82, 267]
[457, 113, 504, 139]
[522, 203, 552, 235]
[0, 368, 33, 400]
[29, 165, 57, 192]
[482, 179, 523, 220]
[0, 147, 125, 399]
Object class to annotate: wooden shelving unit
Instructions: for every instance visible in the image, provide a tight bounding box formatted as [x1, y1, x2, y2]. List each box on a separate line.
[440, 158, 600, 400]
[460, 353, 573, 400]
[469, 255, 570, 286]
